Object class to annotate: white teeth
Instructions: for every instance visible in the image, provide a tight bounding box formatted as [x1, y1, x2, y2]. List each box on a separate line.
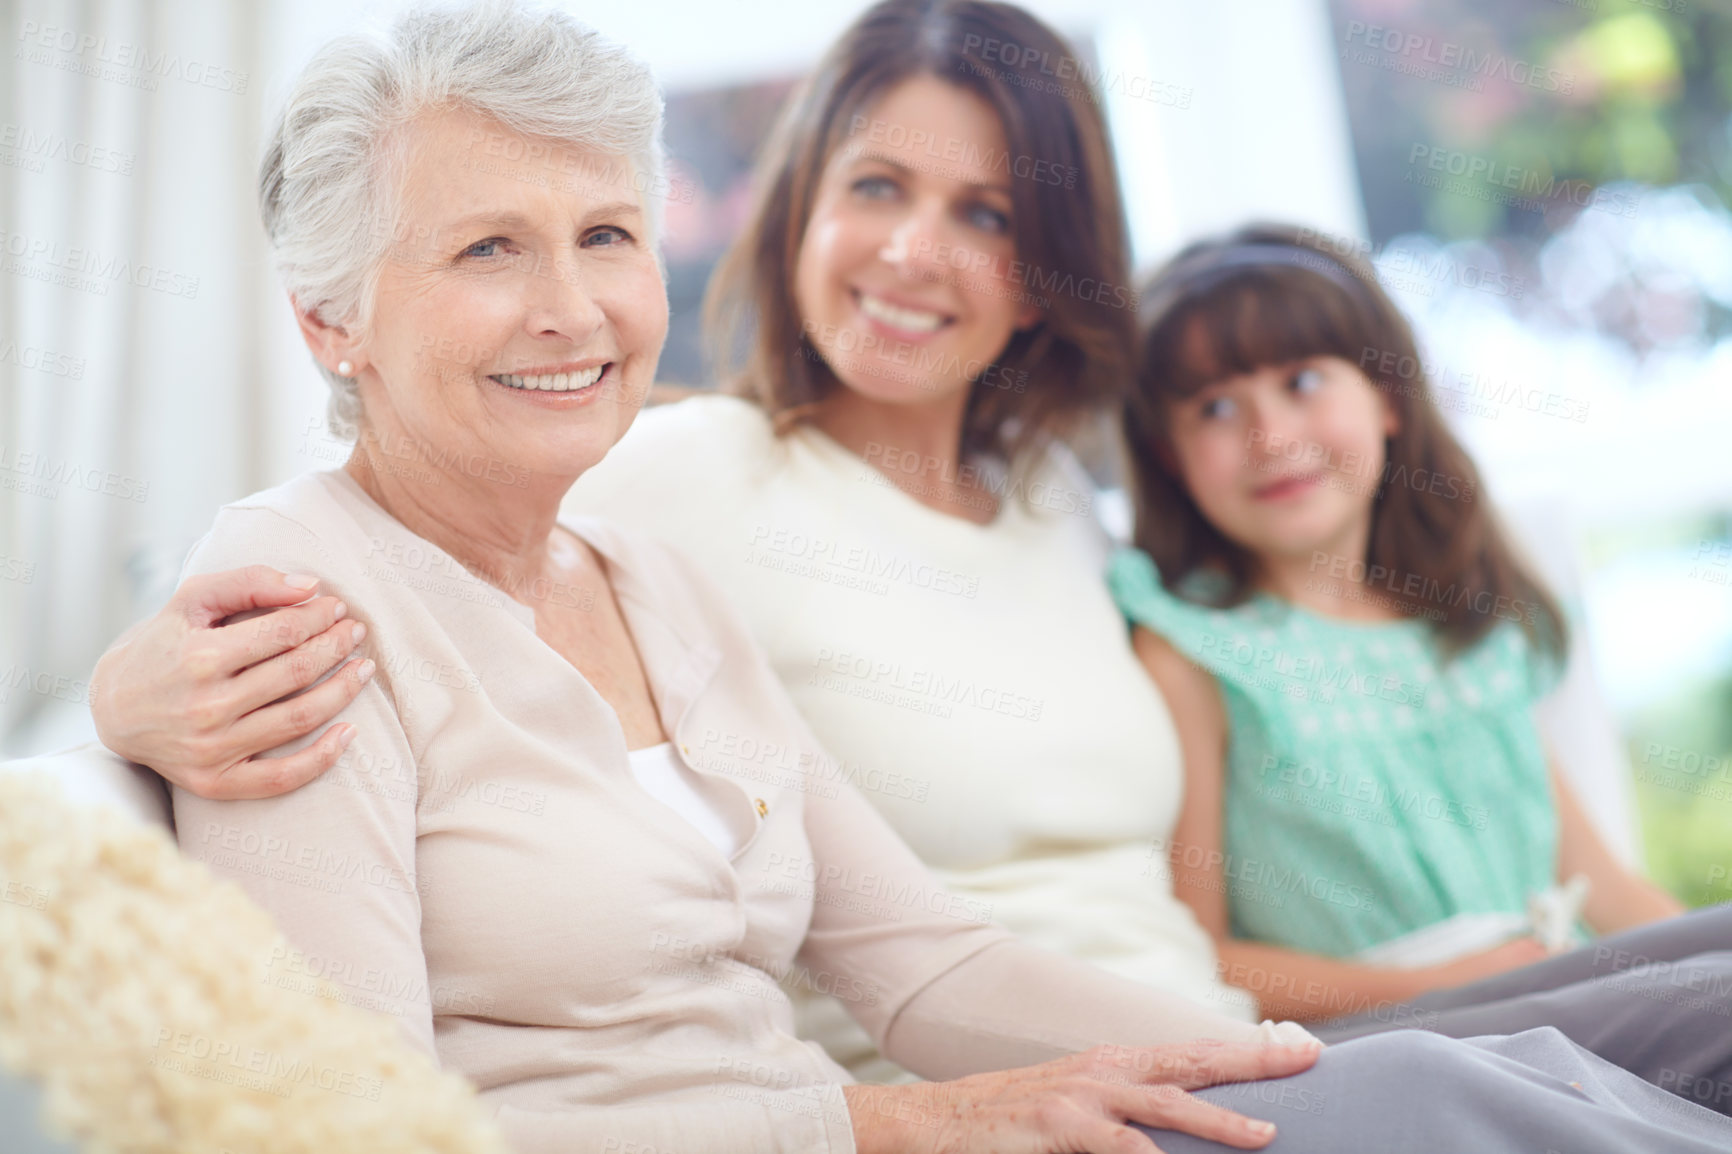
[493, 365, 606, 392]
[858, 293, 946, 333]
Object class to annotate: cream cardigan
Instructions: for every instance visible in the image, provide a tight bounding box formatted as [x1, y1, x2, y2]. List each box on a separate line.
[173, 469, 1291, 1154]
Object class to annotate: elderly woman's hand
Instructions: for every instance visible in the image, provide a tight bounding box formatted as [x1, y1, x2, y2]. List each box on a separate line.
[844, 1039, 1321, 1154]
[90, 565, 374, 799]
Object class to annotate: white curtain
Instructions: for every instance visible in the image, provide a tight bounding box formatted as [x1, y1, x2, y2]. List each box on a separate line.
[1, 0, 281, 756]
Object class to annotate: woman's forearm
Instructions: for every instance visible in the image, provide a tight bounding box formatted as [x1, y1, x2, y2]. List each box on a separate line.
[1214, 939, 1440, 1023]
[879, 939, 1306, 1082]
[1585, 874, 1687, 935]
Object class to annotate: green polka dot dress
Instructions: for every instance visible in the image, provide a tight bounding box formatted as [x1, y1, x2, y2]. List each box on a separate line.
[1107, 547, 1563, 959]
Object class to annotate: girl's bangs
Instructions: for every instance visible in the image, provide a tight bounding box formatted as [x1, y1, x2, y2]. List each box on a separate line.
[1144, 266, 1370, 399]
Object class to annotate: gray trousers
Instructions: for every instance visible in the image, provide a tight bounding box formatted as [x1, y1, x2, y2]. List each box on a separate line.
[1142, 904, 1732, 1152]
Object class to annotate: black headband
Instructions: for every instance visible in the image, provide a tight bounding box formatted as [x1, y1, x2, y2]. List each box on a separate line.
[1177, 242, 1370, 296]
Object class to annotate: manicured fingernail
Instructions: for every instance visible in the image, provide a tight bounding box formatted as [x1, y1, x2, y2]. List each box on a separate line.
[356, 659, 375, 681]
[333, 600, 347, 620]
[284, 573, 319, 590]
[1249, 1120, 1275, 1138]
[350, 622, 366, 644]
[336, 724, 357, 748]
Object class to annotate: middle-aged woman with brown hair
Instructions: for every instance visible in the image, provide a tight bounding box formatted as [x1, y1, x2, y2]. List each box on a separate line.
[80, 1, 1732, 1151]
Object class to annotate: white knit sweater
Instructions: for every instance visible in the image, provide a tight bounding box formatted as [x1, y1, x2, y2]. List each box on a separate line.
[564, 395, 1258, 1078]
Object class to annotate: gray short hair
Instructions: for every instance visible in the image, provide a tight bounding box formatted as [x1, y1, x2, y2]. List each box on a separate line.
[259, 0, 666, 437]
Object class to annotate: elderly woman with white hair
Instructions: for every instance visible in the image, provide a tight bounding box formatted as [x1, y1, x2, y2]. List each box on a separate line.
[78, 4, 1732, 1154]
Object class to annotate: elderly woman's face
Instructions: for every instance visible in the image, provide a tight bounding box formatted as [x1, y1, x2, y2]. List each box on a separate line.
[350, 106, 668, 484]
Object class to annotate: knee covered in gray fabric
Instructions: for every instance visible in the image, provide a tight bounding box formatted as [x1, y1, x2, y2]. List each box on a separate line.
[1325, 1025, 1502, 1096]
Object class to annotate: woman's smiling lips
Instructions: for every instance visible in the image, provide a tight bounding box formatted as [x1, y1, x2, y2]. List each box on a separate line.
[851, 288, 954, 342]
[1252, 472, 1324, 501]
[485, 361, 614, 407]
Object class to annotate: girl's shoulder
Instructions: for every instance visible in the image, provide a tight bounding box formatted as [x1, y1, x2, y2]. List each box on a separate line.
[1106, 548, 1266, 652]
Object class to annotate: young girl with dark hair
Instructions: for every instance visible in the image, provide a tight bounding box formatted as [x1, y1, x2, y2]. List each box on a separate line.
[1111, 223, 1685, 1021]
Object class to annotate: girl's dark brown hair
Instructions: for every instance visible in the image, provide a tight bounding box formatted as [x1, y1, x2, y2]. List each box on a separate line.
[1124, 222, 1567, 660]
[705, 0, 1134, 472]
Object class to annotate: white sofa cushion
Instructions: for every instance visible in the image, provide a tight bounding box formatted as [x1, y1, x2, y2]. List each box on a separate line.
[0, 742, 171, 833]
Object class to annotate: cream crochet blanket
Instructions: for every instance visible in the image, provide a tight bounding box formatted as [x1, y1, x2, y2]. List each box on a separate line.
[0, 773, 509, 1154]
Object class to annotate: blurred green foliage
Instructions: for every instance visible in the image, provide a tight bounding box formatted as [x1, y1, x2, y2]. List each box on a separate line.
[1627, 670, 1732, 907]
[1329, 0, 1732, 242]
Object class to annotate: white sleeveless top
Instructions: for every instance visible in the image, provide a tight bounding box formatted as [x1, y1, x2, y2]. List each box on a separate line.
[627, 742, 741, 859]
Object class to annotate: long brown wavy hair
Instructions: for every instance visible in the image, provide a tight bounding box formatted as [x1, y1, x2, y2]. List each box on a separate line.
[704, 0, 1135, 474]
[1123, 222, 1567, 660]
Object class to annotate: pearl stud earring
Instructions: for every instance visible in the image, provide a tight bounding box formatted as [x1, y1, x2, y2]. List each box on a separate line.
[337, 360, 353, 376]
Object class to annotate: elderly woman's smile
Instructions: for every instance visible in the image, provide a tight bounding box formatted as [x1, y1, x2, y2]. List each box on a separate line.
[323, 105, 668, 487]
